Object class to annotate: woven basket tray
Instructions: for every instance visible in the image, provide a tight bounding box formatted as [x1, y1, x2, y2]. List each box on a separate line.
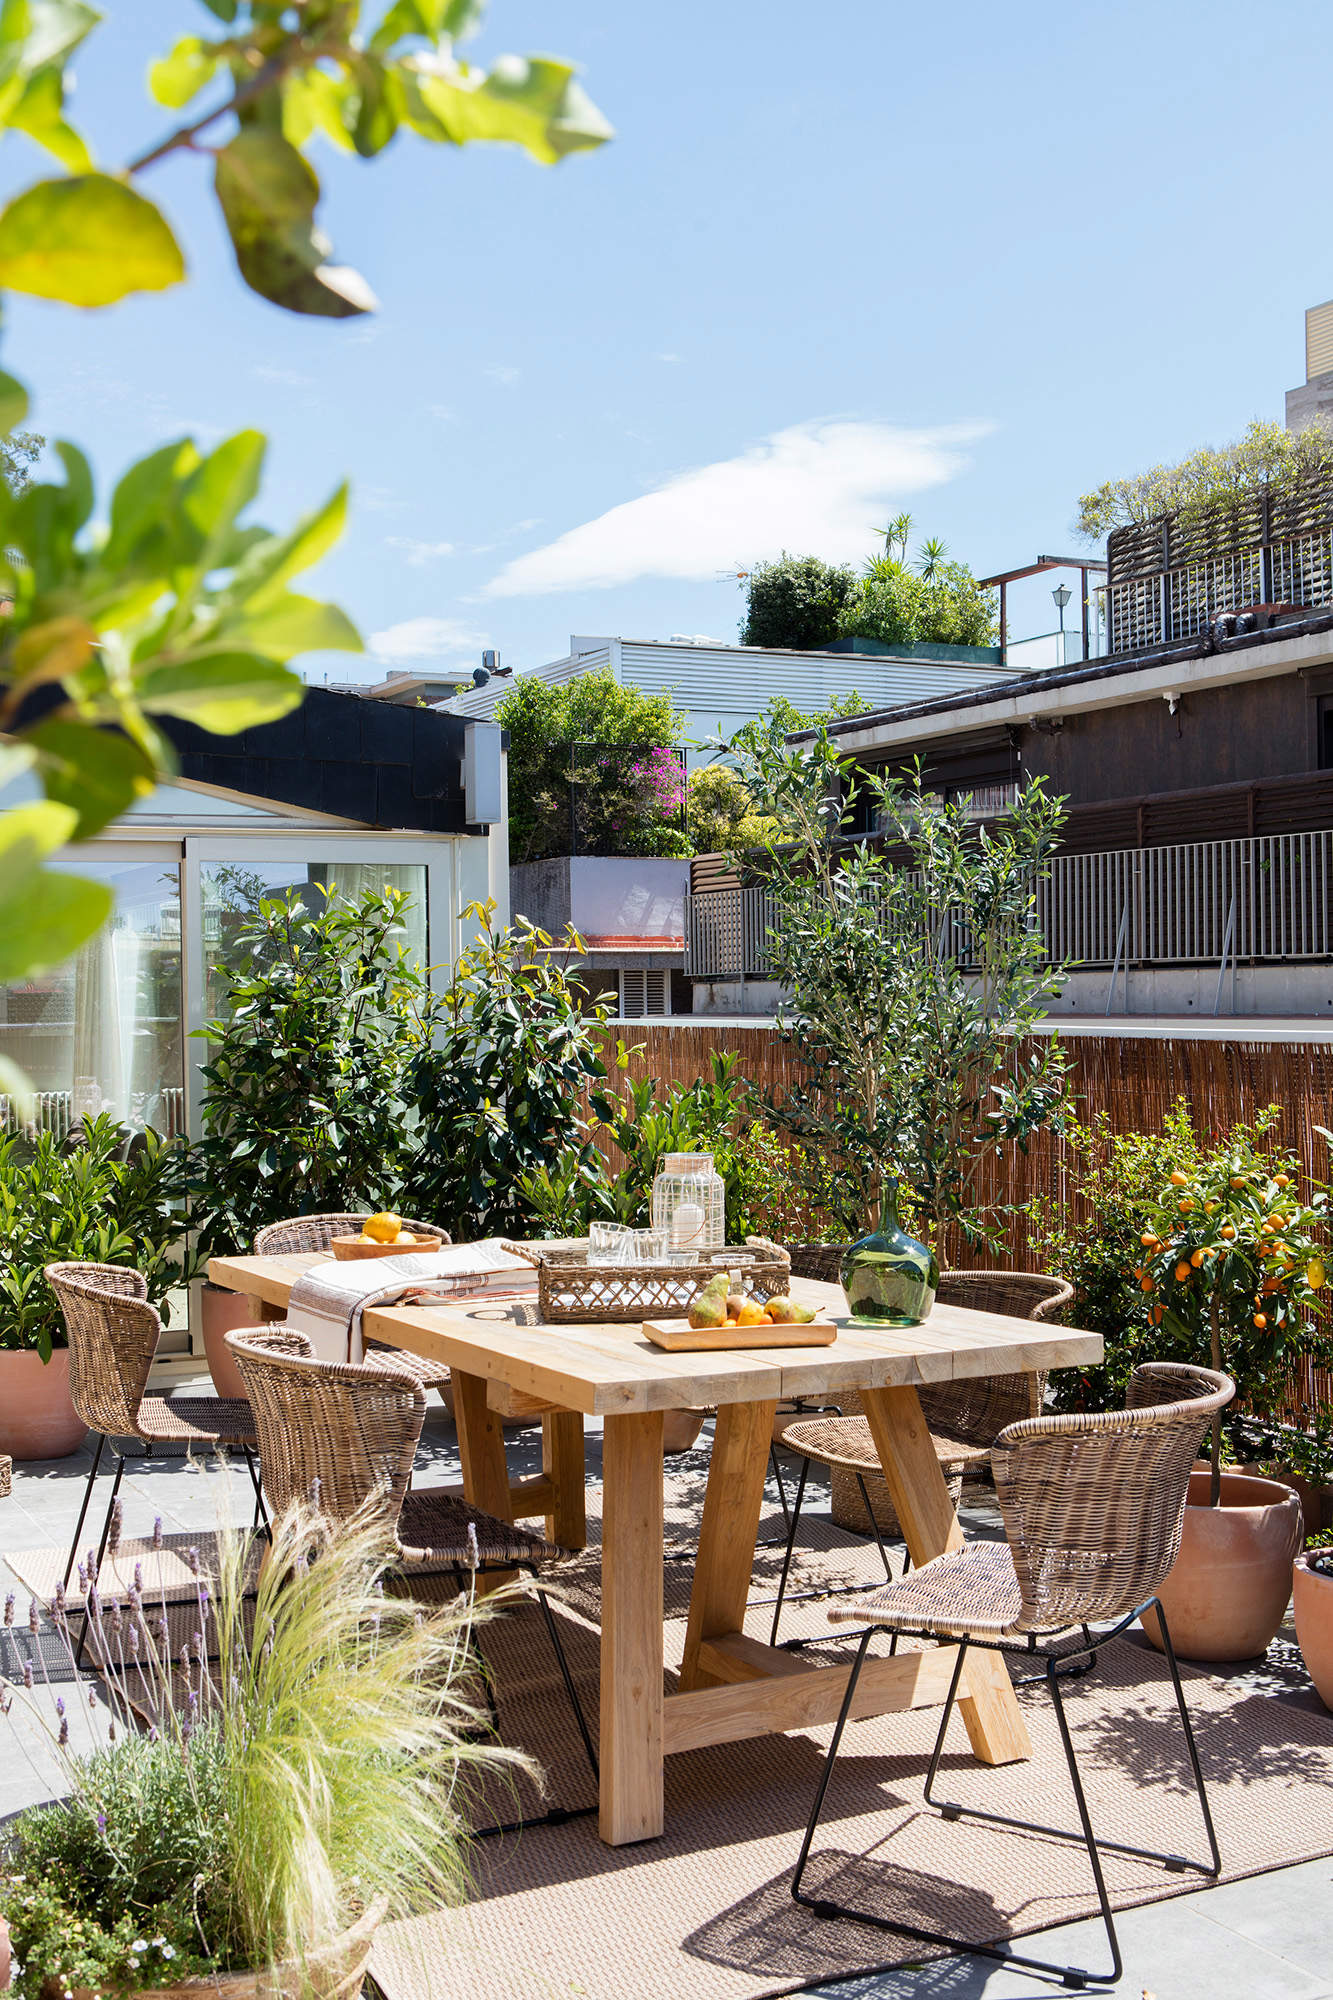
[511, 1237, 791, 1324]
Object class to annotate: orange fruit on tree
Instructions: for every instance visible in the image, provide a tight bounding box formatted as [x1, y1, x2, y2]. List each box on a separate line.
[1174, 1261, 1191, 1281]
[1275, 1173, 1291, 1187]
[1149, 1302, 1164, 1325]
[1140, 1274, 1154, 1293]
[1190, 1248, 1206, 1268]
[1220, 1224, 1236, 1239]
[1170, 1170, 1190, 1187]
[1178, 1198, 1194, 1213]
[1140, 1232, 1158, 1248]
[1253, 1313, 1268, 1329]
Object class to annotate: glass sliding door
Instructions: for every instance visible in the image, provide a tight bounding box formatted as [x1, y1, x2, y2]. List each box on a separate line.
[0, 845, 186, 1137]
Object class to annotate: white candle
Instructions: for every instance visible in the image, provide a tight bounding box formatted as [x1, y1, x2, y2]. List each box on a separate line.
[671, 1201, 705, 1248]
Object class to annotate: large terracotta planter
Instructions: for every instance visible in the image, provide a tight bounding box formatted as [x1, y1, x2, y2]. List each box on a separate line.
[0, 1348, 86, 1461]
[1293, 1554, 1333, 1711]
[200, 1283, 263, 1402]
[1140, 1468, 1303, 1662]
[53, 1894, 387, 2000]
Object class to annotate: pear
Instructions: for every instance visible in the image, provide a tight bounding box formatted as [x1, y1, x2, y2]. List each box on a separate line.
[725, 1293, 746, 1321]
[687, 1271, 730, 1329]
[763, 1295, 818, 1324]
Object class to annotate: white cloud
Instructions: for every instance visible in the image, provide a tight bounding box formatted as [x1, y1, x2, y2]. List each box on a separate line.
[654, 351, 681, 364]
[484, 364, 520, 386]
[252, 364, 315, 388]
[385, 536, 457, 566]
[367, 615, 487, 665]
[482, 418, 988, 598]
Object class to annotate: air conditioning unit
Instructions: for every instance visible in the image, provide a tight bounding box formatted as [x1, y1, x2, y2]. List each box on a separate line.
[620, 969, 669, 1018]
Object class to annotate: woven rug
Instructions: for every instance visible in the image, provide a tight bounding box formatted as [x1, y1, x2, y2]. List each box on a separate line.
[365, 1476, 1333, 2000]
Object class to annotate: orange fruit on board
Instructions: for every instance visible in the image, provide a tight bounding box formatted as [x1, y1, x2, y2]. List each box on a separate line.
[734, 1299, 768, 1326]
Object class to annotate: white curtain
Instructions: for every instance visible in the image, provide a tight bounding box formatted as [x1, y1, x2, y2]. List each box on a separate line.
[72, 927, 126, 1121]
[308, 864, 429, 967]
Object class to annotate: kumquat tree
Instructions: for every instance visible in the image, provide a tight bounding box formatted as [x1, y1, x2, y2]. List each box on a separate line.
[1137, 1111, 1331, 1506]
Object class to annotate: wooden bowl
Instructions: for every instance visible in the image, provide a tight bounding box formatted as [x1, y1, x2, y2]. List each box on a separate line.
[329, 1234, 438, 1261]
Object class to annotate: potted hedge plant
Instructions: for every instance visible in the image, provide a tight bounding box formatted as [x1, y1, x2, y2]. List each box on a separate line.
[1294, 1540, 1333, 1711]
[1136, 1119, 1326, 1661]
[0, 1118, 195, 1461]
[190, 884, 438, 1397]
[0, 1499, 526, 1997]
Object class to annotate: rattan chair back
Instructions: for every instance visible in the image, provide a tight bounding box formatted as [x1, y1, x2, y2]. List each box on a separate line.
[915, 1270, 1074, 1448]
[989, 1361, 1234, 1630]
[45, 1262, 159, 1437]
[226, 1325, 423, 1530]
[252, 1214, 450, 1255]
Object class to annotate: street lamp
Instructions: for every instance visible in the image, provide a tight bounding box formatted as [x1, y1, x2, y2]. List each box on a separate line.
[1052, 581, 1072, 660]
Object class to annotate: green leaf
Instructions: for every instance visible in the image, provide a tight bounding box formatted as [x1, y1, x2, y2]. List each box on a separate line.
[27, 717, 156, 837]
[0, 367, 29, 433]
[0, 798, 111, 979]
[8, 63, 93, 171]
[134, 651, 305, 732]
[0, 173, 184, 306]
[148, 34, 219, 109]
[410, 55, 613, 164]
[347, 52, 401, 156]
[221, 590, 361, 660]
[212, 128, 376, 318]
[280, 66, 356, 153]
[181, 429, 266, 547]
[101, 435, 198, 568]
[196, 0, 236, 18]
[225, 481, 347, 608]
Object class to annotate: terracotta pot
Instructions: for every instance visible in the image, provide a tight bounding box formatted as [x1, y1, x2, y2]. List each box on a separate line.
[1237, 1461, 1333, 1541]
[0, 1348, 86, 1461]
[1, 1911, 10, 1991]
[661, 1409, 706, 1454]
[200, 1284, 263, 1402]
[1293, 1554, 1333, 1711]
[54, 1894, 387, 2000]
[1140, 1468, 1303, 1662]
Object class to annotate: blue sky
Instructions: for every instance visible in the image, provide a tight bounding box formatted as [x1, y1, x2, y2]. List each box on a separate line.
[3, 0, 1330, 679]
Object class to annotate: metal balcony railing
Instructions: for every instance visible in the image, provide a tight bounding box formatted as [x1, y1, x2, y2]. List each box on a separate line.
[683, 829, 1333, 980]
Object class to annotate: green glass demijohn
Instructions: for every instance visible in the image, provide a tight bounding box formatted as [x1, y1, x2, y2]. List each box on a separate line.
[840, 1178, 938, 1327]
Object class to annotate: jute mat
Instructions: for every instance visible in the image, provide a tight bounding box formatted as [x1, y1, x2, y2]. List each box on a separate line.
[367, 1476, 1333, 2000]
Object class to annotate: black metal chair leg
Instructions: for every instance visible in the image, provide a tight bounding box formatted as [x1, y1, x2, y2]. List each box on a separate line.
[791, 1628, 872, 1900]
[74, 1450, 127, 1668]
[532, 1582, 599, 1782]
[241, 1446, 269, 1536]
[769, 1443, 791, 1530]
[1151, 1598, 1222, 1876]
[1046, 1654, 1125, 1985]
[63, 1434, 104, 1589]
[769, 1456, 811, 1646]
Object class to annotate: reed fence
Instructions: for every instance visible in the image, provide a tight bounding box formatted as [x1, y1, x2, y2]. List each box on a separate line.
[591, 1021, 1333, 1419]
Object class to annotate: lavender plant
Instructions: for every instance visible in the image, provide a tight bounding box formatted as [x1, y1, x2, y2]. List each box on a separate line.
[1, 1495, 530, 1998]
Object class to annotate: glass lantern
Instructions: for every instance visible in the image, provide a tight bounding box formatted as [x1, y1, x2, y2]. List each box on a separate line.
[651, 1151, 725, 1253]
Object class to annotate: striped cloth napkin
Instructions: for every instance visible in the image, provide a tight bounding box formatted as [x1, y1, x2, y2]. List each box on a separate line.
[285, 1240, 537, 1363]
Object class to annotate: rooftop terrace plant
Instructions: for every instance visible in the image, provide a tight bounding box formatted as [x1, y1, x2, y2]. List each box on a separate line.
[0, 1115, 194, 1360]
[1076, 415, 1333, 538]
[0, 1497, 525, 1999]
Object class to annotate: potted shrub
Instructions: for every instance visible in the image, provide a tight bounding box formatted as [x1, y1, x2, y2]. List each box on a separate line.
[1294, 1541, 1333, 1710]
[190, 885, 439, 1395]
[0, 1500, 525, 1997]
[1136, 1119, 1325, 1660]
[0, 1118, 195, 1461]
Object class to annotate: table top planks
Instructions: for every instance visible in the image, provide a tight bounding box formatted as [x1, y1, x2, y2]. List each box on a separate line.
[209, 1252, 1103, 1417]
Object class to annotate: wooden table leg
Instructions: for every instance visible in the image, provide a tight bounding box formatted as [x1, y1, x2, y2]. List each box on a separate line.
[453, 1369, 518, 1595]
[859, 1383, 1032, 1765]
[600, 1409, 665, 1845]
[541, 1409, 587, 1550]
[679, 1399, 779, 1692]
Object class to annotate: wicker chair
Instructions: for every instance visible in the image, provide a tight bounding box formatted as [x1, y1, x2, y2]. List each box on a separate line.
[226, 1326, 597, 1787]
[766, 1270, 1073, 1641]
[252, 1213, 453, 1392]
[791, 1361, 1235, 1990]
[45, 1262, 262, 1597]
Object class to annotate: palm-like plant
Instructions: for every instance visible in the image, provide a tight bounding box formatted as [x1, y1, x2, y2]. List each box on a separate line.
[916, 536, 949, 581]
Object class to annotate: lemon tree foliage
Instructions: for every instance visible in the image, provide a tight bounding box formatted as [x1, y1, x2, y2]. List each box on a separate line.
[1137, 1117, 1333, 1504]
[0, 0, 608, 1084]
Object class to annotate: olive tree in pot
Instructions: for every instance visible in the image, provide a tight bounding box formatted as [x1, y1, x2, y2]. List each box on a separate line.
[0, 1118, 195, 1461]
[1136, 1120, 1329, 1661]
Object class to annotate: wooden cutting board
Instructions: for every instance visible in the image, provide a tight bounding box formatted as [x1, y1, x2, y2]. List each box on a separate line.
[641, 1316, 839, 1351]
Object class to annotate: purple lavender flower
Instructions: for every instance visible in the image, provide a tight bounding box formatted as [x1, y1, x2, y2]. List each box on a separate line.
[3, 1592, 13, 1627]
[186, 1546, 199, 1576]
[96, 1812, 107, 1834]
[133, 1563, 143, 1595]
[58, 1715, 69, 1746]
[108, 1499, 123, 1556]
[152, 1516, 164, 1552]
[26, 1598, 37, 1636]
[22, 1660, 33, 1688]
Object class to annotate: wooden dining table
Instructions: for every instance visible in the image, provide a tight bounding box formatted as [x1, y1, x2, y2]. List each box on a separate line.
[209, 1252, 1102, 1847]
